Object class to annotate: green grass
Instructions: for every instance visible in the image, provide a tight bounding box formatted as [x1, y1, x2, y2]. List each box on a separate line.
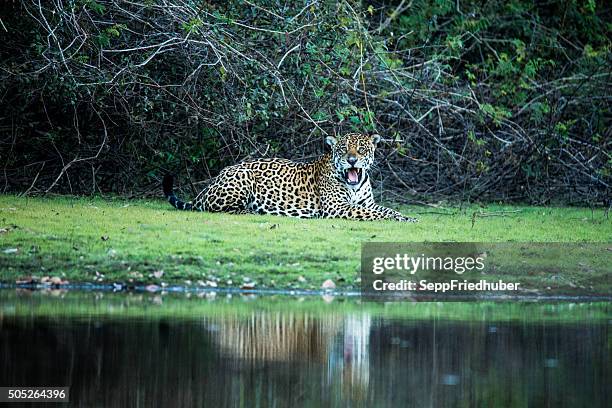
[0, 195, 610, 293]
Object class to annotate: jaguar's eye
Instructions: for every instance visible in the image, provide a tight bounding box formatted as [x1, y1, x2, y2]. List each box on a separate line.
[357, 148, 366, 155]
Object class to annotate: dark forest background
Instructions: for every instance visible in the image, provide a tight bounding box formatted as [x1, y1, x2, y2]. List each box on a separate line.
[0, 0, 610, 204]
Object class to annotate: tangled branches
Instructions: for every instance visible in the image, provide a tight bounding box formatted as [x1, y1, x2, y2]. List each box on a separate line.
[0, 0, 610, 204]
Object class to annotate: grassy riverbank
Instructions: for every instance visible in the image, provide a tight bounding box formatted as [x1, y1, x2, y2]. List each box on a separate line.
[0, 195, 610, 294]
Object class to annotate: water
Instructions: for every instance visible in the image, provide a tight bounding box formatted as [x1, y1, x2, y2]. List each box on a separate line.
[0, 290, 609, 407]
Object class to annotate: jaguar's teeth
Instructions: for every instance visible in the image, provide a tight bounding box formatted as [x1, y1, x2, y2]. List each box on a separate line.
[344, 168, 364, 185]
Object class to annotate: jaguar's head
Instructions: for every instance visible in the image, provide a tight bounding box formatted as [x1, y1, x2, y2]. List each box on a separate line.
[326, 133, 380, 188]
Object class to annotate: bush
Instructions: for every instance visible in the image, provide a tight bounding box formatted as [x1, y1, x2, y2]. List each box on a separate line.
[0, 0, 609, 204]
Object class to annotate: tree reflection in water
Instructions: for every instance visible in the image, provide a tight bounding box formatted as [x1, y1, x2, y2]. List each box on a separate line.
[0, 297, 608, 407]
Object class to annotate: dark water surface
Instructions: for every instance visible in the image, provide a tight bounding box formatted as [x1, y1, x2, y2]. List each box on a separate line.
[0, 290, 609, 407]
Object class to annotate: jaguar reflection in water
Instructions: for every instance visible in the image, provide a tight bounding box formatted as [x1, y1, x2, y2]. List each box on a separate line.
[0, 292, 608, 407]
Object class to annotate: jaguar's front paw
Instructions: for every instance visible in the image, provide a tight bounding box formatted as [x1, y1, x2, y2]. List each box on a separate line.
[396, 215, 419, 223]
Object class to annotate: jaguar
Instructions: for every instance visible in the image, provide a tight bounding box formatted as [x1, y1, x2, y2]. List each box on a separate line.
[163, 133, 418, 222]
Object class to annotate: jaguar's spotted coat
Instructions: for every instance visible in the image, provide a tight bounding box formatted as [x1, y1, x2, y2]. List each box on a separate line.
[163, 133, 418, 222]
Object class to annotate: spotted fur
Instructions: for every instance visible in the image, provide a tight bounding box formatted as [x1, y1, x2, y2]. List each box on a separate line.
[163, 133, 418, 222]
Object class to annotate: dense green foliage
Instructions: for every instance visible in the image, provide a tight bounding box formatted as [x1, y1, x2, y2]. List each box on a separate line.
[0, 1, 610, 203]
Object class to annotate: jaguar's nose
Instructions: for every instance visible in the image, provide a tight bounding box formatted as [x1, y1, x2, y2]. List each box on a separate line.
[347, 156, 358, 166]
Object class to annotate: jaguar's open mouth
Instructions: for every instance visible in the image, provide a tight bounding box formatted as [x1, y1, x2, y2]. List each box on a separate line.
[344, 168, 363, 185]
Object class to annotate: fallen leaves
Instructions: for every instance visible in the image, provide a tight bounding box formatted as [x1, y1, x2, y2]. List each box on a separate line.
[15, 275, 69, 286]
[15, 276, 35, 284]
[241, 281, 256, 289]
[321, 279, 336, 290]
[258, 222, 280, 230]
[45, 276, 68, 285]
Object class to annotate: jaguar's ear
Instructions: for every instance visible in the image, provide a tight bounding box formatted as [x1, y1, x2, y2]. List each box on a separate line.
[325, 136, 337, 147]
[371, 134, 381, 145]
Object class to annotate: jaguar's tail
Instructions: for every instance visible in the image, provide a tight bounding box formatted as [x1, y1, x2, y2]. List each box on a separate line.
[162, 175, 193, 211]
